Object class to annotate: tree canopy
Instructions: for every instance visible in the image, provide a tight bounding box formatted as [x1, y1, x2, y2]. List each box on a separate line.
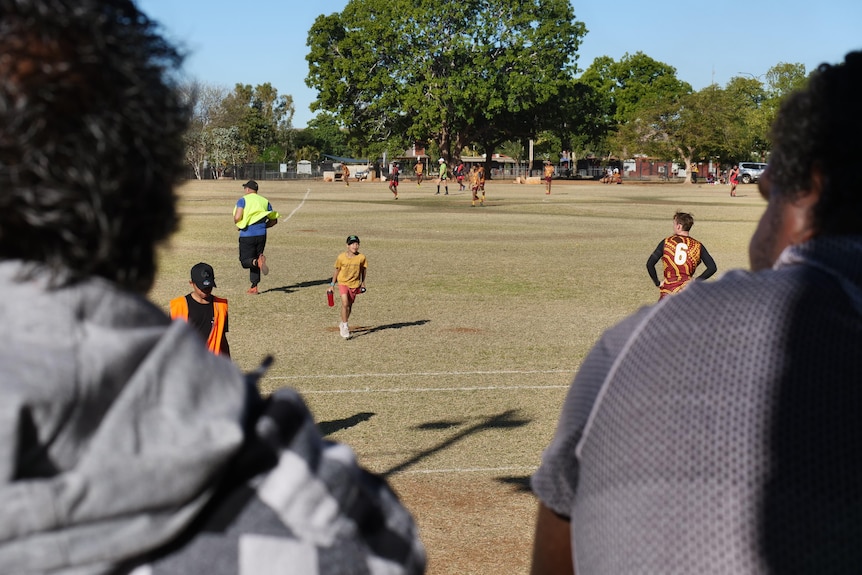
[179, 17, 811, 182]
[305, 0, 587, 169]
[590, 56, 809, 181]
[181, 82, 294, 178]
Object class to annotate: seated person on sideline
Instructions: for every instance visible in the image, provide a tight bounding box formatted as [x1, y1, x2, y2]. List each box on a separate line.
[0, 2, 426, 573]
[531, 51, 862, 574]
[170, 262, 230, 357]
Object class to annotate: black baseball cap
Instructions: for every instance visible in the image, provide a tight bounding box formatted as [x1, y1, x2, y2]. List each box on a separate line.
[242, 180, 258, 191]
[346, 235, 360, 244]
[190, 262, 216, 289]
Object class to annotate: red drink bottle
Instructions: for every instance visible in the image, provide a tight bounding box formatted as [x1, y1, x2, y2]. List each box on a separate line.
[327, 291, 335, 307]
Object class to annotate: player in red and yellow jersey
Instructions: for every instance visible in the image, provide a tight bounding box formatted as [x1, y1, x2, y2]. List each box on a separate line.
[646, 211, 717, 299]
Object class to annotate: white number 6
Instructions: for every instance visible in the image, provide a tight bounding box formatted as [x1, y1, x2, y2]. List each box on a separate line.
[674, 243, 689, 265]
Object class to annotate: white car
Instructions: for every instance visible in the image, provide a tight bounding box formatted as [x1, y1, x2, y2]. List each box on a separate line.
[739, 162, 767, 184]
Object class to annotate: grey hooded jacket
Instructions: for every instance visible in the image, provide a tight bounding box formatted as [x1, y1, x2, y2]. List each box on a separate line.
[0, 261, 425, 575]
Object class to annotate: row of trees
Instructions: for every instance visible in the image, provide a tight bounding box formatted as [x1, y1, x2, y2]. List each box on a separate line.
[181, 81, 359, 178]
[182, 1, 810, 181]
[592, 57, 807, 178]
[182, 82, 294, 179]
[304, 0, 808, 181]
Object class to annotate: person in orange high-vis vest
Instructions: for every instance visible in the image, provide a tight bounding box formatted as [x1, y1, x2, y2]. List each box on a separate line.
[170, 262, 230, 356]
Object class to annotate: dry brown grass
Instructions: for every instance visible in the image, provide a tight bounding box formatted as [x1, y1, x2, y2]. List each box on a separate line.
[147, 177, 766, 574]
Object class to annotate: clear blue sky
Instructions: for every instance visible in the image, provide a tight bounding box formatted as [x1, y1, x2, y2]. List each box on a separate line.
[137, 0, 862, 129]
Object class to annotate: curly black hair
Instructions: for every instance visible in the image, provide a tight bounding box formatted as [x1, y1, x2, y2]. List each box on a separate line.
[0, 0, 190, 292]
[767, 51, 862, 235]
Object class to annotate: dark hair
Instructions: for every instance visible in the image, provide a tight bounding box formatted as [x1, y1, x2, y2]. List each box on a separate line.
[674, 211, 694, 232]
[767, 51, 862, 234]
[0, 0, 190, 291]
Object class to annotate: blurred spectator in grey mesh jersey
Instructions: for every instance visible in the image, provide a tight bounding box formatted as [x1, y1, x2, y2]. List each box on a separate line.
[530, 51, 862, 575]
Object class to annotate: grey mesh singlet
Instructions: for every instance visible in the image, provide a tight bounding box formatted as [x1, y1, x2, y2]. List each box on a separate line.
[532, 237, 862, 574]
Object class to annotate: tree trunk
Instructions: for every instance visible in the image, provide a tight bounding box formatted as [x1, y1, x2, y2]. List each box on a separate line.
[480, 140, 499, 180]
[683, 158, 695, 184]
[452, 132, 468, 165]
[436, 123, 451, 164]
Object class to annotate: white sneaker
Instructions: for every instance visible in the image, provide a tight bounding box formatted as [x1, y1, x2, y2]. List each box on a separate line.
[340, 323, 350, 339]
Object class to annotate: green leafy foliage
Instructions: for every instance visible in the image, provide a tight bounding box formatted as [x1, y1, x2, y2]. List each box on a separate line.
[587, 52, 809, 177]
[180, 81, 295, 175]
[305, 0, 587, 169]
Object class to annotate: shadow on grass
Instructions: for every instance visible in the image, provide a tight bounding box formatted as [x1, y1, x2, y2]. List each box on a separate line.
[416, 420, 463, 430]
[496, 475, 533, 493]
[382, 409, 529, 478]
[349, 319, 430, 338]
[317, 412, 375, 437]
[263, 278, 331, 294]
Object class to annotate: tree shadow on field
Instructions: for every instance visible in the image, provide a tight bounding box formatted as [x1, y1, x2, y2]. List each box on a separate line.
[349, 319, 430, 338]
[317, 412, 375, 437]
[496, 475, 533, 493]
[263, 278, 331, 294]
[416, 420, 463, 430]
[382, 409, 530, 478]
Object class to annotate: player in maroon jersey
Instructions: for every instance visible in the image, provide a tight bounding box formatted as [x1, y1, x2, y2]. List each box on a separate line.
[647, 212, 717, 299]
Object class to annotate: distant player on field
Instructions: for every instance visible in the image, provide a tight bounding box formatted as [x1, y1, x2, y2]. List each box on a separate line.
[543, 161, 555, 194]
[435, 157, 449, 195]
[646, 211, 717, 299]
[389, 162, 400, 199]
[470, 165, 486, 207]
[729, 164, 740, 197]
[454, 161, 466, 190]
[414, 159, 424, 186]
[341, 162, 351, 186]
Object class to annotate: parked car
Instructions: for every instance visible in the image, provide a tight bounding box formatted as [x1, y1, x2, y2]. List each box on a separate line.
[738, 162, 767, 184]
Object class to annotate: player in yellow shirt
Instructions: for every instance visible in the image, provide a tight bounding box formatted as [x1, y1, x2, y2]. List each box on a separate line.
[326, 235, 368, 339]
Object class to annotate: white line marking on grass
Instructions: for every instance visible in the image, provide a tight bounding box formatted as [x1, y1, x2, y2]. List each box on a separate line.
[281, 188, 312, 222]
[399, 465, 538, 475]
[268, 368, 571, 380]
[266, 369, 573, 394]
[296, 384, 570, 394]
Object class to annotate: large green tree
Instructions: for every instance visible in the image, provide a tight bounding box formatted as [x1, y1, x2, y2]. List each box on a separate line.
[722, 63, 807, 163]
[616, 85, 745, 182]
[298, 112, 349, 158]
[724, 76, 769, 161]
[581, 52, 692, 125]
[305, 0, 586, 175]
[219, 83, 294, 162]
[579, 52, 691, 158]
[760, 62, 808, 159]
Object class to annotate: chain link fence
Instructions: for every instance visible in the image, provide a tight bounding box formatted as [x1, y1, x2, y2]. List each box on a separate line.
[182, 162, 330, 181]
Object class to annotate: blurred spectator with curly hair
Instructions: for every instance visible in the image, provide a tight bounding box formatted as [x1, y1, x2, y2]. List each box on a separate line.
[0, 1, 425, 573]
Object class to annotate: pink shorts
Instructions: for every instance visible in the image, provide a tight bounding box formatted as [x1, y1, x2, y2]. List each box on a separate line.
[339, 284, 361, 303]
